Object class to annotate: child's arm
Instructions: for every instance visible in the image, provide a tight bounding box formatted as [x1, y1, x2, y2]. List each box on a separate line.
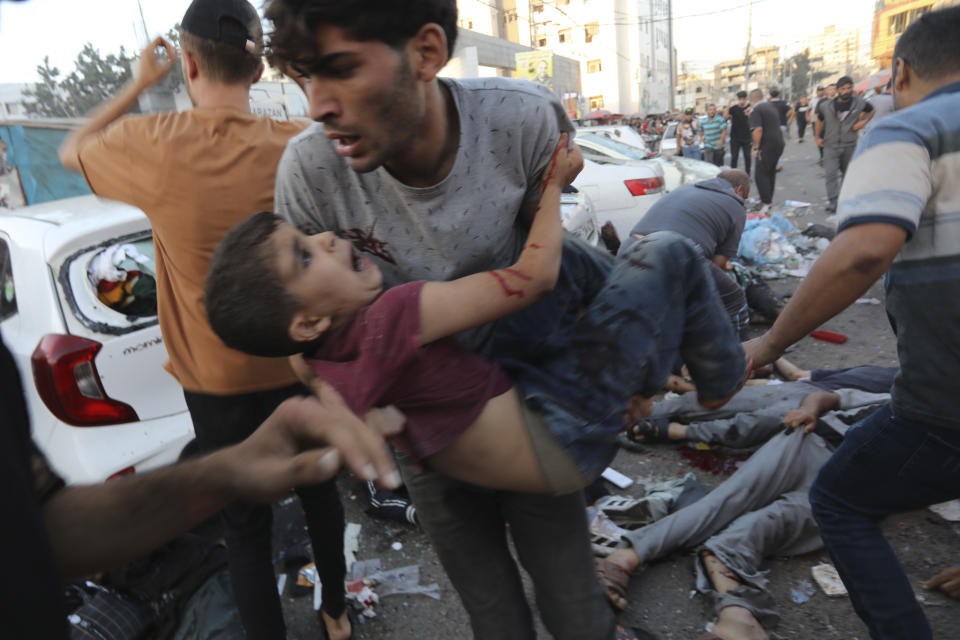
[418, 134, 582, 345]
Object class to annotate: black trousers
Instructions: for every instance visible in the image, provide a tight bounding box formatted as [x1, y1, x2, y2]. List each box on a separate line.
[730, 138, 752, 175]
[796, 117, 808, 140]
[755, 144, 783, 204]
[184, 382, 346, 639]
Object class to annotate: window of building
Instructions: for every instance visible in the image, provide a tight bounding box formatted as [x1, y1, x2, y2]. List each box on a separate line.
[589, 95, 604, 110]
[695, 87, 702, 93]
[538, 37, 547, 47]
[532, 1, 544, 12]
[559, 28, 572, 43]
[459, 18, 473, 30]
[587, 59, 602, 74]
[585, 22, 600, 43]
[889, 11, 908, 35]
[0, 239, 17, 322]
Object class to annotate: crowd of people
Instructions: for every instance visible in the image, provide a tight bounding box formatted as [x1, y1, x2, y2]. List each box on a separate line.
[4, 1, 960, 640]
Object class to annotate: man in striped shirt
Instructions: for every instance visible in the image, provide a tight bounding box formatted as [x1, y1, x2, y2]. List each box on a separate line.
[701, 103, 727, 166]
[744, 6, 960, 638]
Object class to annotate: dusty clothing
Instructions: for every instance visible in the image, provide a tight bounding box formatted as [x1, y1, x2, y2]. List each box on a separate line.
[76, 110, 304, 394]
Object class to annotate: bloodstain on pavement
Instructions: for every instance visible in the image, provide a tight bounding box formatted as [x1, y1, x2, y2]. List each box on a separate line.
[678, 447, 753, 475]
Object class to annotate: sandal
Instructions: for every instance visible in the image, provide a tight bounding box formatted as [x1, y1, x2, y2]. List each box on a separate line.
[623, 416, 672, 445]
[596, 557, 631, 612]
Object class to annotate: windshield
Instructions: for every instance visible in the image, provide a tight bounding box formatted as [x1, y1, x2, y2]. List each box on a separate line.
[577, 134, 649, 160]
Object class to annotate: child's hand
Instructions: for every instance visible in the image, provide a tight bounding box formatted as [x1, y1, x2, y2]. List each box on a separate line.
[541, 133, 584, 192]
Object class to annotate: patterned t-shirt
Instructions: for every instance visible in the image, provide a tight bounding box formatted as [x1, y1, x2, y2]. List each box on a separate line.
[701, 114, 726, 149]
[275, 78, 573, 352]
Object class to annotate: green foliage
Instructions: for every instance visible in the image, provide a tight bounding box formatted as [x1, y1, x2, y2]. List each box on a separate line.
[164, 25, 185, 93]
[789, 50, 811, 98]
[23, 44, 135, 118]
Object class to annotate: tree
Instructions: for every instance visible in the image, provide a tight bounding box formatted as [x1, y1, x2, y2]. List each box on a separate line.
[23, 44, 135, 118]
[163, 25, 184, 93]
[789, 49, 833, 98]
[23, 57, 74, 118]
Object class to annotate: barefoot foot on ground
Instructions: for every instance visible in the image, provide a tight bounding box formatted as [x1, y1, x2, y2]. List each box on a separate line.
[322, 609, 352, 640]
[709, 606, 768, 640]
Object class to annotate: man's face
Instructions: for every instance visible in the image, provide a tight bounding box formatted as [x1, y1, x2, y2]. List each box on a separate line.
[707, 105, 716, 117]
[737, 96, 747, 107]
[293, 24, 424, 174]
[826, 85, 837, 98]
[816, 89, 825, 98]
[837, 83, 853, 99]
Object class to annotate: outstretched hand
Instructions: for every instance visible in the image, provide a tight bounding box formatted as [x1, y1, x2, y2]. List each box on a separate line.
[924, 566, 960, 599]
[222, 384, 402, 504]
[135, 37, 178, 90]
[782, 408, 817, 433]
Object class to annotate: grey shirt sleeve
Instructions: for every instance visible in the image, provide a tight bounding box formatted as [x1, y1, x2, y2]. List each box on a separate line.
[718, 211, 747, 257]
[275, 137, 323, 234]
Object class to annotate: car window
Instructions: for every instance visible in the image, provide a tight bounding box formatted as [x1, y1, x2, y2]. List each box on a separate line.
[577, 134, 648, 160]
[60, 233, 159, 335]
[0, 237, 16, 321]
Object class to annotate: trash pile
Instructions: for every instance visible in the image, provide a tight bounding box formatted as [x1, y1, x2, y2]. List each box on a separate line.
[737, 212, 832, 279]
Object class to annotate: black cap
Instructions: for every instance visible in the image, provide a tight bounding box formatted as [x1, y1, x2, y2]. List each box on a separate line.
[684, 107, 694, 114]
[181, 0, 259, 53]
[816, 85, 825, 90]
[837, 75, 854, 87]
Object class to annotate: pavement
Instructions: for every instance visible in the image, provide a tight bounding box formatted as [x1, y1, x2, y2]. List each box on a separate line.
[277, 132, 960, 639]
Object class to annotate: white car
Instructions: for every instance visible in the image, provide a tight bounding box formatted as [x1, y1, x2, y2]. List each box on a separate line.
[561, 187, 600, 247]
[0, 196, 195, 485]
[578, 125, 650, 154]
[572, 153, 664, 245]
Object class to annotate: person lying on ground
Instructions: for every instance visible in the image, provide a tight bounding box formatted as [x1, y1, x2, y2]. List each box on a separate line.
[623, 361, 897, 448]
[597, 375, 890, 640]
[204, 136, 747, 494]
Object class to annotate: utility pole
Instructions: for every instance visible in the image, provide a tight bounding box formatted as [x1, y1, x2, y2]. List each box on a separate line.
[667, 0, 675, 110]
[137, 0, 150, 45]
[743, 0, 753, 93]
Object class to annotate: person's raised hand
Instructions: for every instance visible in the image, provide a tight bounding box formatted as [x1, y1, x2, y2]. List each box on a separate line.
[135, 37, 178, 90]
[542, 133, 584, 192]
[783, 408, 817, 433]
[924, 566, 960, 599]
[219, 385, 401, 504]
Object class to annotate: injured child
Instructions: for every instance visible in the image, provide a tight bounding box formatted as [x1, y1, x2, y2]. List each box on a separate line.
[203, 136, 746, 495]
[595, 364, 894, 640]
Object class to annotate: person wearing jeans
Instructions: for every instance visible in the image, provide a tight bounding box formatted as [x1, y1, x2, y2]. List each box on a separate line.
[744, 7, 960, 638]
[676, 108, 702, 160]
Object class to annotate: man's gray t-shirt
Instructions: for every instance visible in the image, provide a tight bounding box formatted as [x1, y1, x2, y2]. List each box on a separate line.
[621, 177, 745, 259]
[275, 77, 573, 295]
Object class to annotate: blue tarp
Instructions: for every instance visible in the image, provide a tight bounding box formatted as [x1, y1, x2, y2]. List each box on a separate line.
[0, 124, 92, 206]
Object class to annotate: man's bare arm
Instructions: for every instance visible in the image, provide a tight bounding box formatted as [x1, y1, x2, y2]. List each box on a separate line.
[782, 391, 841, 433]
[59, 37, 176, 171]
[744, 223, 907, 367]
[853, 109, 875, 132]
[43, 390, 400, 579]
[751, 127, 762, 152]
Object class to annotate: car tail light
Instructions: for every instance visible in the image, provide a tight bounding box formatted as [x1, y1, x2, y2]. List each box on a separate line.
[624, 177, 664, 196]
[31, 334, 139, 426]
[108, 467, 136, 481]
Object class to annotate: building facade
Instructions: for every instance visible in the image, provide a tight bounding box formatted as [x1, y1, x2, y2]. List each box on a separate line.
[799, 25, 861, 77]
[456, 0, 674, 116]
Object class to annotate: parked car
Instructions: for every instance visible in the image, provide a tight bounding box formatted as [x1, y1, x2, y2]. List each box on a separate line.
[577, 125, 651, 154]
[0, 195, 195, 484]
[561, 187, 600, 247]
[571, 155, 664, 244]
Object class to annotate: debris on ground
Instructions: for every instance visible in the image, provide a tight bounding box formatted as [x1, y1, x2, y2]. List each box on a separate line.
[737, 214, 833, 279]
[790, 579, 816, 603]
[343, 559, 441, 618]
[812, 563, 848, 597]
[929, 499, 960, 522]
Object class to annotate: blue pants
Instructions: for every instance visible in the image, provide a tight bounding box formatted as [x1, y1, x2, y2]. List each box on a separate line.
[492, 232, 745, 480]
[810, 404, 960, 639]
[681, 145, 703, 160]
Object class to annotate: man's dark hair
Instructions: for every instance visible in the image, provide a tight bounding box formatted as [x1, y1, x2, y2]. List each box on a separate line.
[768, 87, 780, 98]
[264, 0, 459, 68]
[893, 5, 960, 80]
[205, 212, 304, 357]
[180, 18, 263, 84]
[718, 169, 750, 197]
[736, 90, 747, 99]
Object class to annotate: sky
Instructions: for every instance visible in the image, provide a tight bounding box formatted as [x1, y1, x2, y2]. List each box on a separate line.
[0, 0, 878, 84]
